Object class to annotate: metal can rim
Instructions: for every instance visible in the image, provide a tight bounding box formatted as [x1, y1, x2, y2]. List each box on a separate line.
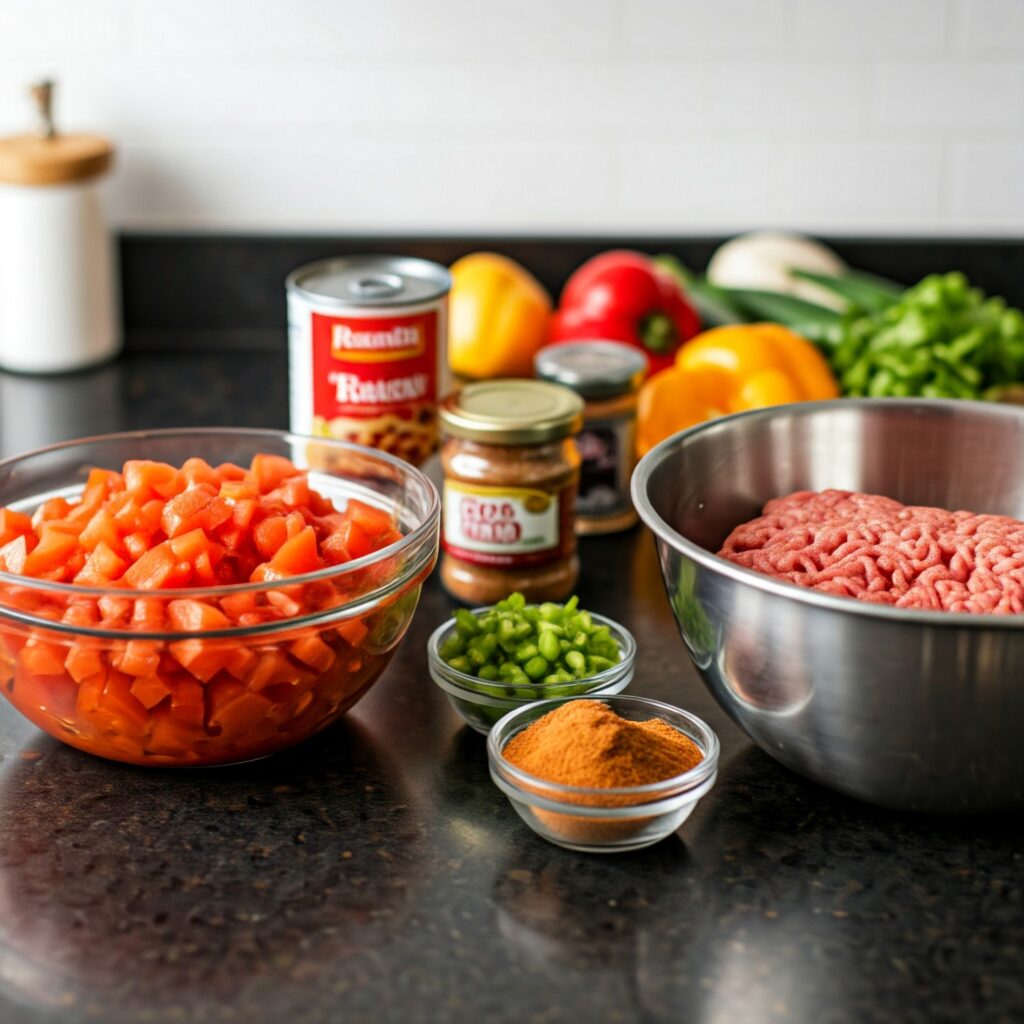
[286, 254, 452, 309]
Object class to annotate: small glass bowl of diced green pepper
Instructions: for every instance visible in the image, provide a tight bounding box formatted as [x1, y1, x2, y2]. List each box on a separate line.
[427, 594, 636, 734]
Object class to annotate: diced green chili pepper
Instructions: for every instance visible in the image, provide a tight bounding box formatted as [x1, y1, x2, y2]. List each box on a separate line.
[538, 630, 561, 662]
[438, 635, 464, 660]
[454, 609, 481, 636]
[514, 641, 539, 664]
[439, 593, 623, 697]
[565, 650, 586, 676]
[522, 656, 548, 679]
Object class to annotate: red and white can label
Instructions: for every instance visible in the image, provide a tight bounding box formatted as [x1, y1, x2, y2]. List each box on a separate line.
[442, 481, 571, 568]
[290, 302, 445, 465]
[312, 309, 438, 419]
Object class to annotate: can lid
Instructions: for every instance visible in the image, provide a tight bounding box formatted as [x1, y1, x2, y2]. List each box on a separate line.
[440, 380, 584, 445]
[534, 341, 648, 399]
[286, 255, 451, 308]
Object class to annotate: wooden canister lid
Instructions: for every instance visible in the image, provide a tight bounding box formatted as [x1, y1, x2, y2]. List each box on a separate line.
[0, 133, 113, 185]
[0, 80, 113, 186]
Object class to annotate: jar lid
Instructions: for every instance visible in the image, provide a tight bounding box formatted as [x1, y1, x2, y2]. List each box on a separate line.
[534, 341, 648, 399]
[440, 380, 584, 445]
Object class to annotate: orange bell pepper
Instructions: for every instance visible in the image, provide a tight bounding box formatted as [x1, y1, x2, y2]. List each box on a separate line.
[636, 323, 839, 456]
[448, 253, 552, 378]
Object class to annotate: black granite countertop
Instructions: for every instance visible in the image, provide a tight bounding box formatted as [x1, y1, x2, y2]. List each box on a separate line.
[0, 352, 1021, 1024]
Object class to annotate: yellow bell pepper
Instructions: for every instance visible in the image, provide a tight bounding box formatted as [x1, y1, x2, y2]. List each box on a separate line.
[448, 253, 552, 379]
[636, 323, 839, 456]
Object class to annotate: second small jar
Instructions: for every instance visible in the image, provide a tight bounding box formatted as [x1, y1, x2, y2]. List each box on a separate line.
[439, 380, 583, 605]
[535, 341, 647, 534]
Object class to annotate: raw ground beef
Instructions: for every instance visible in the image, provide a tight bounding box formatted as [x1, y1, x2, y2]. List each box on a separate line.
[718, 489, 1024, 614]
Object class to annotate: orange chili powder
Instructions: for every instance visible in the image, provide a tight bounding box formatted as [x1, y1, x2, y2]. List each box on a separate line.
[503, 699, 702, 789]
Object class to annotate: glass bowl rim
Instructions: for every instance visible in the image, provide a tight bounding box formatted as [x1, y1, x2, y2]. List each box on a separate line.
[0, 427, 440, 639]
[427, 607, 636, 700]
[487, 693, 720, 803]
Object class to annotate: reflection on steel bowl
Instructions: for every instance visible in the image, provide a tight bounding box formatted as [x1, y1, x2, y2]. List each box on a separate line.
[718, 628, 814, 717]
[632, 399, 1024, 812]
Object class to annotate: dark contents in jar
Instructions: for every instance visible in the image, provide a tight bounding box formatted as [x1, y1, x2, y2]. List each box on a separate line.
[534, 341, 646, 535]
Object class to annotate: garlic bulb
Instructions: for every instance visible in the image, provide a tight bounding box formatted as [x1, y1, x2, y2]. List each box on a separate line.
[707, 232, 847, 311]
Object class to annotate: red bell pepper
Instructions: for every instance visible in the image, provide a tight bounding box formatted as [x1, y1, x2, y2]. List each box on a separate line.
[549, 250, 700, 374]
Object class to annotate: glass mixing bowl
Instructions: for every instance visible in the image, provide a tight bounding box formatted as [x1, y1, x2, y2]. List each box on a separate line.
[0, 429, 439, 766]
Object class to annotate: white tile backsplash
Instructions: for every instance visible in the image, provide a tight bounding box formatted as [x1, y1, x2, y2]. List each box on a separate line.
[0, 0, 126, 57]
[872, 61, 1024, 131]
[112, 138, 616, 232]
[794, 0, 948, 53]
[131, 0, 617, 61]
[949, 143, 1024, 223]
[604, 62, 710, 138]
[785, 143, 946, 226]
[617, 141, 790, 229]
[1, 0, 1021, 234]
[955, 0, 1024, 53]
[624, 0, 798, 54]
[704, 62, 868, 135]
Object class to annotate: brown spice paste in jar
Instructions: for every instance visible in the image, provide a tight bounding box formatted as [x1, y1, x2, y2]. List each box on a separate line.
[439, 380, 584, 604]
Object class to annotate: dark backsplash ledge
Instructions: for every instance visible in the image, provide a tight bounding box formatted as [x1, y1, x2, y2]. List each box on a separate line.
[120, 234, 1024, 351]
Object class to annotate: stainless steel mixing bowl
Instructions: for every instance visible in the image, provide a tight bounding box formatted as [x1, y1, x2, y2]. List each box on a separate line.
[631, 399, 1024, 813]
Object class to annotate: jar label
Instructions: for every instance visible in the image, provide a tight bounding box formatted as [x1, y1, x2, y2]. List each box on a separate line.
[442, 481, 565, 567]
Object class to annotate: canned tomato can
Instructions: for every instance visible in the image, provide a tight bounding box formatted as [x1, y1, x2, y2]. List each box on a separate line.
[286, 255, 451, 465]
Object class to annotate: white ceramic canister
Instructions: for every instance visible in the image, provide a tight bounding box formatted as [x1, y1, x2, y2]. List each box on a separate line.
[0, 82, 120, 374]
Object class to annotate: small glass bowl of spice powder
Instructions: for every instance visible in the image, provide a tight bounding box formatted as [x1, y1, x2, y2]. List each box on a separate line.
[487, 695, 719, 853]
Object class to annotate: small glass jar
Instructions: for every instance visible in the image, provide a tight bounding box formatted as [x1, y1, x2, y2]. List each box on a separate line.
[438, 379, 584, 605]
[535, 341, 647, 534]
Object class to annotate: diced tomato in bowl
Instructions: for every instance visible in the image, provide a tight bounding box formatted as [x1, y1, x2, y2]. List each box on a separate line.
[0, 430, 439, 766]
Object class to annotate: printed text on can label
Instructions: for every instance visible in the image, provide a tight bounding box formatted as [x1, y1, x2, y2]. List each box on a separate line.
[313, 310, 438, 418]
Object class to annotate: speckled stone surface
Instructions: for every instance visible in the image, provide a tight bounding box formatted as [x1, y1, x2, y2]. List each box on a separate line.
[0, 352, 1021, 1024]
